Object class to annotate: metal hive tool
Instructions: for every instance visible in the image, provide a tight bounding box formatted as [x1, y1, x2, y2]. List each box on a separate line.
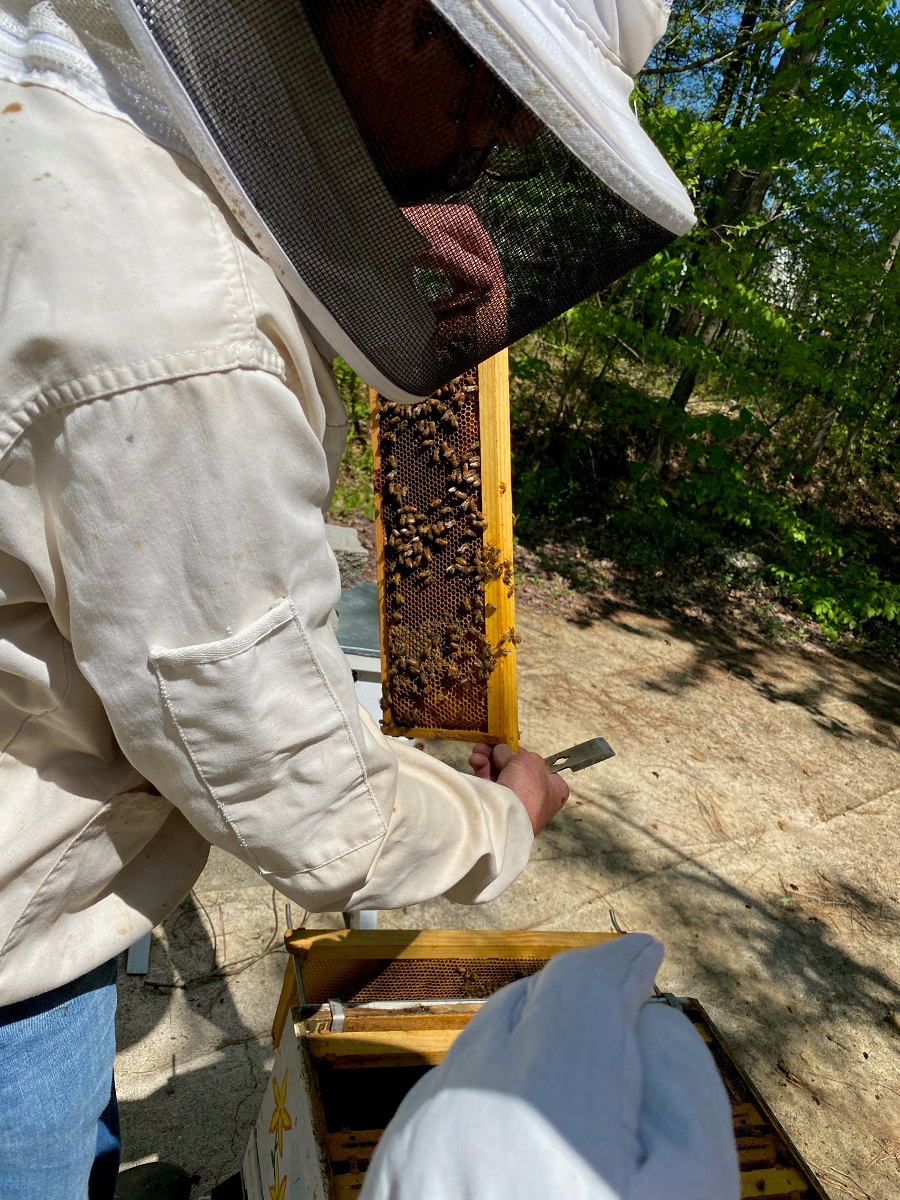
[370, 351, 518, 747]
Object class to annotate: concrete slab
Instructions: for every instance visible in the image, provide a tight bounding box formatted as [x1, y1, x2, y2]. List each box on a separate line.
[115, 856, 345, 1194]
[115, 603, 900, 1200]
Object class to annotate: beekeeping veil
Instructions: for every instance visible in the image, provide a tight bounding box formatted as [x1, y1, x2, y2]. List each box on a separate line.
[111, 0, 695, 401]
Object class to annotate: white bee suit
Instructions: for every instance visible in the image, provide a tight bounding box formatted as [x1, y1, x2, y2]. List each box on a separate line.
[361, 936, 740, 1200]
[0, 13, 533, 1007]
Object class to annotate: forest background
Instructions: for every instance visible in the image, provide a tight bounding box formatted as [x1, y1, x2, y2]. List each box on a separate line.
[333, 0, 900, 657]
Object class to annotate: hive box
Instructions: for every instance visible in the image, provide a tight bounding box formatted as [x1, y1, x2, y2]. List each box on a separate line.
[241, 929, 828, 1200]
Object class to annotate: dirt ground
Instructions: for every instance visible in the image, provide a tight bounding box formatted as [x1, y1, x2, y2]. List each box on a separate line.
[115, 595, 900, 1199]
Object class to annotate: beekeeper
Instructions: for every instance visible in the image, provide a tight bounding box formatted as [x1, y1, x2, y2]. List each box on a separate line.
[0, 0, 695, 1195]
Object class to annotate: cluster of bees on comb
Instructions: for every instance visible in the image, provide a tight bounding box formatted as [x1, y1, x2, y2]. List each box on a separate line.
[449, 961, 536, 999]
[375, 369, 518, 733]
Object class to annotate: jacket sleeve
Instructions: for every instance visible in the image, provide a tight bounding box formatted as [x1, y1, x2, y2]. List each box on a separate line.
[36, 367, 533, 912]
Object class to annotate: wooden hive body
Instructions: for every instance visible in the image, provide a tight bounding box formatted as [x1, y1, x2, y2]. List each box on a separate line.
[243, 930, 829, 1200]
[370, 352, 518, 748]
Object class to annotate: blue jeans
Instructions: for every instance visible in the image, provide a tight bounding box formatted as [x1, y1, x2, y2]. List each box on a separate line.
[0, 958, 120, 1199]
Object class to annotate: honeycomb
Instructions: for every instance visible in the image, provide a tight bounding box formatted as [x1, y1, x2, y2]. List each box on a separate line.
[373, 369, 517, 736]
[300, 955, 547, 1005]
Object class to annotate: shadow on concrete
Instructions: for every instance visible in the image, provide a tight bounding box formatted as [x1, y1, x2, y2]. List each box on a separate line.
[117, 891, 285, 1194]
[574, 600, 900, 754]
[554, 800, 899, 1042]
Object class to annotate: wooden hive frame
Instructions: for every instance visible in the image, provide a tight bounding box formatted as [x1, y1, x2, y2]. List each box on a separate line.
[369, 350, 518, 748]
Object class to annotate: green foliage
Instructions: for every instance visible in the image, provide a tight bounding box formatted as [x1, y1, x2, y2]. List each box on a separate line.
[330, 359, 375, 522]
[331, 0, 900, 652]
[507, 0, 900, 646]
[510, 282, 900, 642]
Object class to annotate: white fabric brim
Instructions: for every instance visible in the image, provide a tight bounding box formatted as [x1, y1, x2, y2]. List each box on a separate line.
[431, 0, 696, 236]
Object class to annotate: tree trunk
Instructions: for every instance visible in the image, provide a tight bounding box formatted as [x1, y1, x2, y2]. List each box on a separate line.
[708, 0, 830, 233]
[709, 0, 763, 124]
[796, 406, 840, 479]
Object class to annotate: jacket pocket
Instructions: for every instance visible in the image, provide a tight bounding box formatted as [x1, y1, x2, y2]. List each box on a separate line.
[150, 597, 385, 878]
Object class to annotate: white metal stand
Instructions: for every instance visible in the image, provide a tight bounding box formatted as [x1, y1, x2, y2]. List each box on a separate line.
[125, 930, 152, 975]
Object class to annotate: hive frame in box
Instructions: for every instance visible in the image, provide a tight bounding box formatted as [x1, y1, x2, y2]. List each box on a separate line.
[240, 929, 831, 1200]
[370, 351, 518, 748]
[249, 929, 617, 1200]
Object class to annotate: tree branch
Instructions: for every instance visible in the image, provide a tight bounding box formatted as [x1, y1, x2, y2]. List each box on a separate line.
[641, 19, 792, 76]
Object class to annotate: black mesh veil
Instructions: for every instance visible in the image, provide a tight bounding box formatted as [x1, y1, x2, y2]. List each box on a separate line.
[114, 0, 678, 400]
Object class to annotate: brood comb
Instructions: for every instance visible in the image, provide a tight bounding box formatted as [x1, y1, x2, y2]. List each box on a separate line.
[371, 351, 518, 747]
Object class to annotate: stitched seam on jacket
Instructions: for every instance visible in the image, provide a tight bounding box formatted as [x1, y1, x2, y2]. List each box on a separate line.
[0, 783, 162, 964]
[285, 595, 388, 839]
[151, 666, 258, 861]
[203, 187, 245, 356]
[150, 599, 387, 873]
[0, 351, 287, 464]
[0, 635, 72, 759]
[152, 599, 293, 666]
[215, 193, 263, 353]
